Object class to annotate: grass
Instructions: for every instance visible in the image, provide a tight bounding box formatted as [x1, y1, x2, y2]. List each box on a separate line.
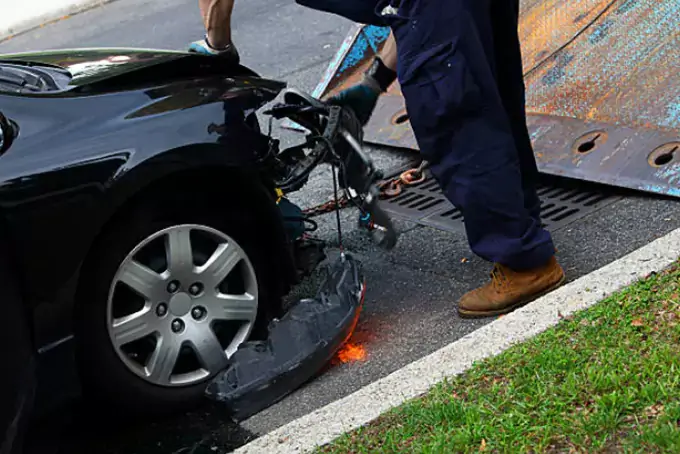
[319, 261, 680, 453]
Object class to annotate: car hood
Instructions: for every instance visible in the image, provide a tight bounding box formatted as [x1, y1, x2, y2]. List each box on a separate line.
[0, 48, 287, 169]
[0, 47, 276, 91]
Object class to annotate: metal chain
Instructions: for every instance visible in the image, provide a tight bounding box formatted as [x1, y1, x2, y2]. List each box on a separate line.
[301, 161, 429, 218]
[302, 197, 351, 217]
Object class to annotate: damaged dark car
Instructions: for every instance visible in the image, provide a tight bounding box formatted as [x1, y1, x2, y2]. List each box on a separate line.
[0, 46, 395, 443]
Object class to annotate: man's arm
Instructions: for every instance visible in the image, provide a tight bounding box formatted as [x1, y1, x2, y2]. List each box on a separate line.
[380, 31, 398, 72]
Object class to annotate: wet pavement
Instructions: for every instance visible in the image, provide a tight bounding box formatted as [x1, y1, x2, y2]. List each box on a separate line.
[4, 0, 680, 452]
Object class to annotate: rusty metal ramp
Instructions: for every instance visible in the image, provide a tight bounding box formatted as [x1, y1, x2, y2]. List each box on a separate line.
[295, 0, 680, 198]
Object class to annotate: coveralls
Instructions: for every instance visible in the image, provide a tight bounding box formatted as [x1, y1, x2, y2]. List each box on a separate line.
[374, 0, 556, 270]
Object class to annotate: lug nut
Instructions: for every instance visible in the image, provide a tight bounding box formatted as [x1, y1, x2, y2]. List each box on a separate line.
[167, 280, 180, 293]
[189, 283, 203, 296]
[171, 319, 184, 333]
[191, 306, 205, 320]
[156, 303, 168, 317]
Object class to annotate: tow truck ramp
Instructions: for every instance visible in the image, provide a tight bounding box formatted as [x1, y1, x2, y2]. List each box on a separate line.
[289, 0, 679, 208]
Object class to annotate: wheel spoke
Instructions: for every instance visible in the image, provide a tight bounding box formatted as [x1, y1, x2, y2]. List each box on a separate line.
[192, 332, 229, 372]
[207, 293, 258, 322]
[166, 228, 193, 274]
[119, 260, 163, 300]
[146, 337, 180, 384]
[111, 307, 157, 347]
[197, 243, 242, 286]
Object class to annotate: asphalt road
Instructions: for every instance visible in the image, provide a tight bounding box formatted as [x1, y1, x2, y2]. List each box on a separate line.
[4, 1, 680, 453]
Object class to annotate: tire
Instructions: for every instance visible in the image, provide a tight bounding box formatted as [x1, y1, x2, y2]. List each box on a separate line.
[74, 189, 281, 416]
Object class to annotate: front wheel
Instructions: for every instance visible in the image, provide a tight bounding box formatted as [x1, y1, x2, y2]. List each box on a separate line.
[75, 198, 279, 415]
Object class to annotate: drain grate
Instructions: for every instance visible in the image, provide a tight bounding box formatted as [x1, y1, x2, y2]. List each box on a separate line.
[382, 171, 622, 233]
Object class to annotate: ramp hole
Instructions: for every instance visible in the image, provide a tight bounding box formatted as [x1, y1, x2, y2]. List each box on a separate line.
[654, 146, 677, 166]
[648, 143, 680, 167]
[395, 113, 410, 124]
[578, 134, 600, 153]
[391, 109, 410, 125]
[572, 130, 608, 155]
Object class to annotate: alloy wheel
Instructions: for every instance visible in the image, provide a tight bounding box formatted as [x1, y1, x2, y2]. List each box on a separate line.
[106, 224, 258, 387]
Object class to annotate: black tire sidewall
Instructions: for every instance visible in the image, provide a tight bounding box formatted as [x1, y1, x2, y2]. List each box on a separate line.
[75, 196, 278, 416]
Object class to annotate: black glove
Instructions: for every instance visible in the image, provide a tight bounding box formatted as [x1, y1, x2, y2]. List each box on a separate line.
[327, 56, 397, 126]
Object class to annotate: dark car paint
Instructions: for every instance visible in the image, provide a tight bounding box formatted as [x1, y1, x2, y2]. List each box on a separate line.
[0, 49, 295, 409]
[0, 228, 37, 454]
[0, 48, 261, 88]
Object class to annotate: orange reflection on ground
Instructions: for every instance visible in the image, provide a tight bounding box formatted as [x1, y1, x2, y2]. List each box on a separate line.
[335, 342, 367, 364]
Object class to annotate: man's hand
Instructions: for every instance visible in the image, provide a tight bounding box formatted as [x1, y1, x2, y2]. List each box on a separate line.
[327, 42, 398, 126]
[328, 81, 382, 126]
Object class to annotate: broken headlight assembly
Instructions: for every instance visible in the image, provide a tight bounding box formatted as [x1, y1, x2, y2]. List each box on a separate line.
[265, 89, 398, 250]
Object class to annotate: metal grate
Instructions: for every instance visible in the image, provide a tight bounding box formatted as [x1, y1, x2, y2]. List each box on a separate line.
[381, 171, 622, 233]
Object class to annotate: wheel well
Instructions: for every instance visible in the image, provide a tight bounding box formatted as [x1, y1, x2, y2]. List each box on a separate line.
[76, 165, 296, 312]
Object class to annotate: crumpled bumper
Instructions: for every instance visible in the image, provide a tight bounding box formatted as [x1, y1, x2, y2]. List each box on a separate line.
[205, 252, 366, 422]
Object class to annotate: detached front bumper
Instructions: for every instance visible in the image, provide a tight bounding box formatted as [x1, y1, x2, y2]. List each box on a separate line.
[205, 252, 366, 422]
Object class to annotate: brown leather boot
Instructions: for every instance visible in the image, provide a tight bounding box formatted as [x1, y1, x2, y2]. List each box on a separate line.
[457, 256, 566, 319]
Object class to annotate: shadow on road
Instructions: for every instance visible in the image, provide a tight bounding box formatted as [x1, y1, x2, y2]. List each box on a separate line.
[24, 399, 256, 454]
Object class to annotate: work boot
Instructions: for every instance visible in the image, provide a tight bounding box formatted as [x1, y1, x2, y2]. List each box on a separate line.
[457, 256, 566, 319]
[188, 37, 240, 65]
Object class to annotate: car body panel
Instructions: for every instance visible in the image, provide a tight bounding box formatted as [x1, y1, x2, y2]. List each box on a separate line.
[0, 47, 263, 90]
[0, 49, 289, 357]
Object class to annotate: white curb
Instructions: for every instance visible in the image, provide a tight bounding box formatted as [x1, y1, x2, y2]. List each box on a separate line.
[235, 226, 680, 453]
[0, 0, 112, 42]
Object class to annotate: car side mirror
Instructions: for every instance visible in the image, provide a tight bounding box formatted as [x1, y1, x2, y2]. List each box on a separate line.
[0, 113, 16, 154]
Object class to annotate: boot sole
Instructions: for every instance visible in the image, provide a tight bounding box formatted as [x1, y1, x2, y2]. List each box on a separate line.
[457, 273, 567, 320]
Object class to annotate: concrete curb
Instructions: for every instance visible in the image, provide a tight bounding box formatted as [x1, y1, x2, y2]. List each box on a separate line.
[0, 0, 113, 42]
[235, 226, 680, 453]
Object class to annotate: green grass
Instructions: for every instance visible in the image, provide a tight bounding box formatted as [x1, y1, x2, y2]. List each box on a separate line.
[319, 262, 680, 453]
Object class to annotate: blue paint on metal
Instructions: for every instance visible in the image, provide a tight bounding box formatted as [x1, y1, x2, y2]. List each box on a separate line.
[336, 25, 390, 76]
[654, 163, 680, 186]
[588, 18, 612, 44]
[541, 52, 575, 86]
[311, 25, 363, 98]
[641, 184, 680, 197]
[665, 101, 680, 129]
[615, 0, 639, 15]
[361, 25, 390, 53]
